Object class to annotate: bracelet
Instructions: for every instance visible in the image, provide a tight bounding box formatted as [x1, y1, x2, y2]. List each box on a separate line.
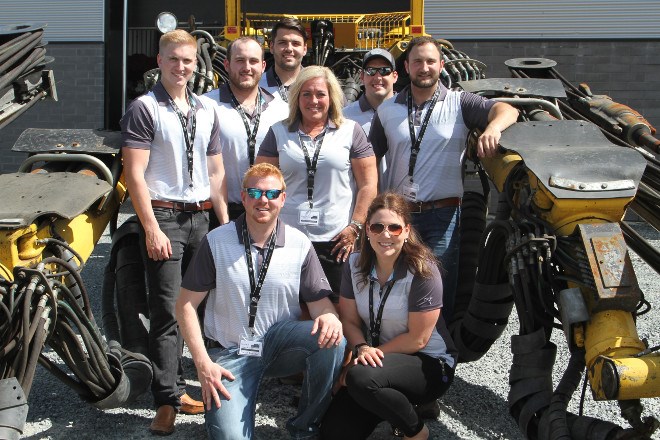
[350, 220, 364, 231]
[352, 342, 369, 358]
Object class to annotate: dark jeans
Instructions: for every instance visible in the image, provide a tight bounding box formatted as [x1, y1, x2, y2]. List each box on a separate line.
[312, 241, 343, 302]
[138, 208, 209, 408]
[321, 353, 454, 439]
[412, 206, 460, 322]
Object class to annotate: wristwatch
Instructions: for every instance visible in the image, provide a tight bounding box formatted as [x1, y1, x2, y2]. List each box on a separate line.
[352, 342, 369, 358]
[349, 220, 363, 235]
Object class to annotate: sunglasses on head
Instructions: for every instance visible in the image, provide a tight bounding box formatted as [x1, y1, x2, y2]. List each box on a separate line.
[368, 223, 404, 236]
[364, 66, 393, 77]
[244, 188, 283, 200]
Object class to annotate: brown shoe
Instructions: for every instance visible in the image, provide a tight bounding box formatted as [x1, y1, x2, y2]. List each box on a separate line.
[179, 393, 204, 415]
[150, 405, 176, 436]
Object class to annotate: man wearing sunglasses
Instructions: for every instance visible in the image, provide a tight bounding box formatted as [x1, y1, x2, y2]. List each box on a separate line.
[176, 163, 345, 439]
[369, 36, 519, 323]
[344, 49, 399, 135]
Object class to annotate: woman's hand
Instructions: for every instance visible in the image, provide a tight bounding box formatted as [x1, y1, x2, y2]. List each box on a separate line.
[331, 225, 359, 262]
[353, 345, 384, 367]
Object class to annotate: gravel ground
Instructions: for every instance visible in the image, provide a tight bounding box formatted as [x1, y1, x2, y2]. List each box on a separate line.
[20, 218, 660, 440]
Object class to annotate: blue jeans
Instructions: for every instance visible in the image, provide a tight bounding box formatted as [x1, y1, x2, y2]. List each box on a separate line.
[138, 208, 209, 408]
[411, 206, 460, 321]
[205, 320, 346, 440]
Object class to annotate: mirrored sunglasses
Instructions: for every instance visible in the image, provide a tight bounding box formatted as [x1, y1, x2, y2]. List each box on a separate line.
[364, 66, 393, 76]
[244, 188, 283, 200]
[368, 223, 404, 236]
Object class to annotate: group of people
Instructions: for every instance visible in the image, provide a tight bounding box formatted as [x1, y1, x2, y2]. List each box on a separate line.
[120, 17, 518, 440]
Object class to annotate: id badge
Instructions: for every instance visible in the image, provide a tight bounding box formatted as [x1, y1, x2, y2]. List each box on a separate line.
[238, 335, 263, 357]
[298, 206, 321, 226]
[402, 182, 420, 202]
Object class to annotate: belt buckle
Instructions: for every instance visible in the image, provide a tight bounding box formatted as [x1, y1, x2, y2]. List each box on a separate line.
[410, 201, 423, 213]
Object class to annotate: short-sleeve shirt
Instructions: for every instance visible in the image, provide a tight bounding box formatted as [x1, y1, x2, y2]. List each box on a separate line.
[343, 94, 376, 135]
[182, 215, 332, 348]
[258, 119, 374, 241]
[204, 84, 289, 203]
[120, 82, 221, 203]
[369, 83, 494, 202]
[341, 253, 457, 367]
[258, 67, 289, 102]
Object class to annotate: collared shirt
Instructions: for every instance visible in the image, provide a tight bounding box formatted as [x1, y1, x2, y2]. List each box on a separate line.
[258, 119, 374, 241]
[343, 94, 376, 134]
[120, 82, 221, 203]
[204, 84, 288, 203]
[341, 253, 458, 367]
[369, 83, 495, 202]
[258, 67, 289, 102]
[182, 214, 332, 348]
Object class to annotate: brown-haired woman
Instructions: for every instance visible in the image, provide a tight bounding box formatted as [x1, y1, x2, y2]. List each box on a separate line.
[321, 192, 457, 440]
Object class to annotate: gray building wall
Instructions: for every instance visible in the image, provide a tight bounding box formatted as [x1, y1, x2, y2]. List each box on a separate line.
[0, 43, 105, 173]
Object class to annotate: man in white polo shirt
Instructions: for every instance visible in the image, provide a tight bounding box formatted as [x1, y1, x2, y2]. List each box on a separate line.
[259, 18, 307, 102]
[205, 36, 288, 225]
[343, 48, 399, 135]
[176, 163, 345, 440]
[121, 29, 227, 435]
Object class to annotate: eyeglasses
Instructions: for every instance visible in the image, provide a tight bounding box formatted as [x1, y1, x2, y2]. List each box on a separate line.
[368, 223, 404, 236]
[244, 188, 283, 200]
[364, 66, 393, 77]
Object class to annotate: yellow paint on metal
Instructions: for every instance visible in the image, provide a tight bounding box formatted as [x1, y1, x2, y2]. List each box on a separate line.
[479, 151, 522, 192]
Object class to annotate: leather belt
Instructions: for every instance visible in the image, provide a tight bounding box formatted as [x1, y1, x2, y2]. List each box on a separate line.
[409, 197, 461, 213]
[151, 199, 212, 212]
[205, 338, 224, 349]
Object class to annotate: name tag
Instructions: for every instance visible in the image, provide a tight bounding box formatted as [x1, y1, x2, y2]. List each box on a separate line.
[238, 335, 263, 357]
[298, 207, 321, 226]
[402, 182, 419, 202]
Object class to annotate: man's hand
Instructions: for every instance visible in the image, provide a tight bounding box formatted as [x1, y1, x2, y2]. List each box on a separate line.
[311, 313, 343, 348]
[476, 126, 503, 158]
[197, 359, 235, 410]
[145, 227, 172, 260]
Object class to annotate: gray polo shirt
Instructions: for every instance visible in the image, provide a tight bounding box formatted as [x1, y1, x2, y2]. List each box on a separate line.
[204, 84, 288, 203]
[258, 67, 288, 102]
[182, 215, 332, 348]
[341, 253, 458, 367]
[370, 84, 494, 202]
[120, 82, 221, 203]
[343, 94, 376, 135]
[258, 119, 374, 241]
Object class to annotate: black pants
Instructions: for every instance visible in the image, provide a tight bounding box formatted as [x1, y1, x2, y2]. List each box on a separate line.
[209, 203, 244, 230]
[138, 208, 209, 408]
[321, 352, 454, 439]
[312, 241, 343, 302]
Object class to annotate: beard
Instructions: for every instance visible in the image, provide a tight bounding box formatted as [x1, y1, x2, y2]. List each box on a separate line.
[410, 72, 439, 89]
[229, 70, 260, 90]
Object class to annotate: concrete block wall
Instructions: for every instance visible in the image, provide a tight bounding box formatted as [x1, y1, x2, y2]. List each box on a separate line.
[452, 40, 660, 129]
[0, 43, 105, 173]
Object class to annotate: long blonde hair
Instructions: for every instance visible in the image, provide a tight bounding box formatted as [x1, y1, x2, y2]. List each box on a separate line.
[286, 66, 345, 129]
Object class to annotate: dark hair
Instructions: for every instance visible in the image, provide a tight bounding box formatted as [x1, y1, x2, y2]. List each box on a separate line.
[403, 36, 443, 61]
[226, 36, 264, 62]
[271, 17, 307, 42]
[356, 192, 438, 284]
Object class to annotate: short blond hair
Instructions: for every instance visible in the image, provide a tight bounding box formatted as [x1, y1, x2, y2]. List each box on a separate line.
[159, 29, 196, 53]
[242, 163, 286, 190]
[286, 66, 345, 129]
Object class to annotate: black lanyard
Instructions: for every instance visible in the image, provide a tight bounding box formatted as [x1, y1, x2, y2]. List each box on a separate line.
[368, 278, 396, 347]
[406, 86, 440, 182]
[242, 219, 278, 330]
[298, 130, 326, 209]
[229, 88, 263, 166]
[167, 92, 197, 186]
[273, 70, 289, 103]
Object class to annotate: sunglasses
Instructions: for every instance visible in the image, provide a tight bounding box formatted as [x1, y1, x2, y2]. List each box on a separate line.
[368, 223, 404, 236]
[364, 66, 393, 76]
[244, 188, 283, 200]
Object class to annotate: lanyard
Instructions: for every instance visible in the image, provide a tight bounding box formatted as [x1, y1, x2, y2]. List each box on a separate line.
[368, 278, 396, 347]
[167, 92, 197, 186]
[298, 130, 326, 209]
[273, 70, 289, 103]
[229, 88, 263, 166]
[242, 219, 278, 330]
[406, 85, 440, 182]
